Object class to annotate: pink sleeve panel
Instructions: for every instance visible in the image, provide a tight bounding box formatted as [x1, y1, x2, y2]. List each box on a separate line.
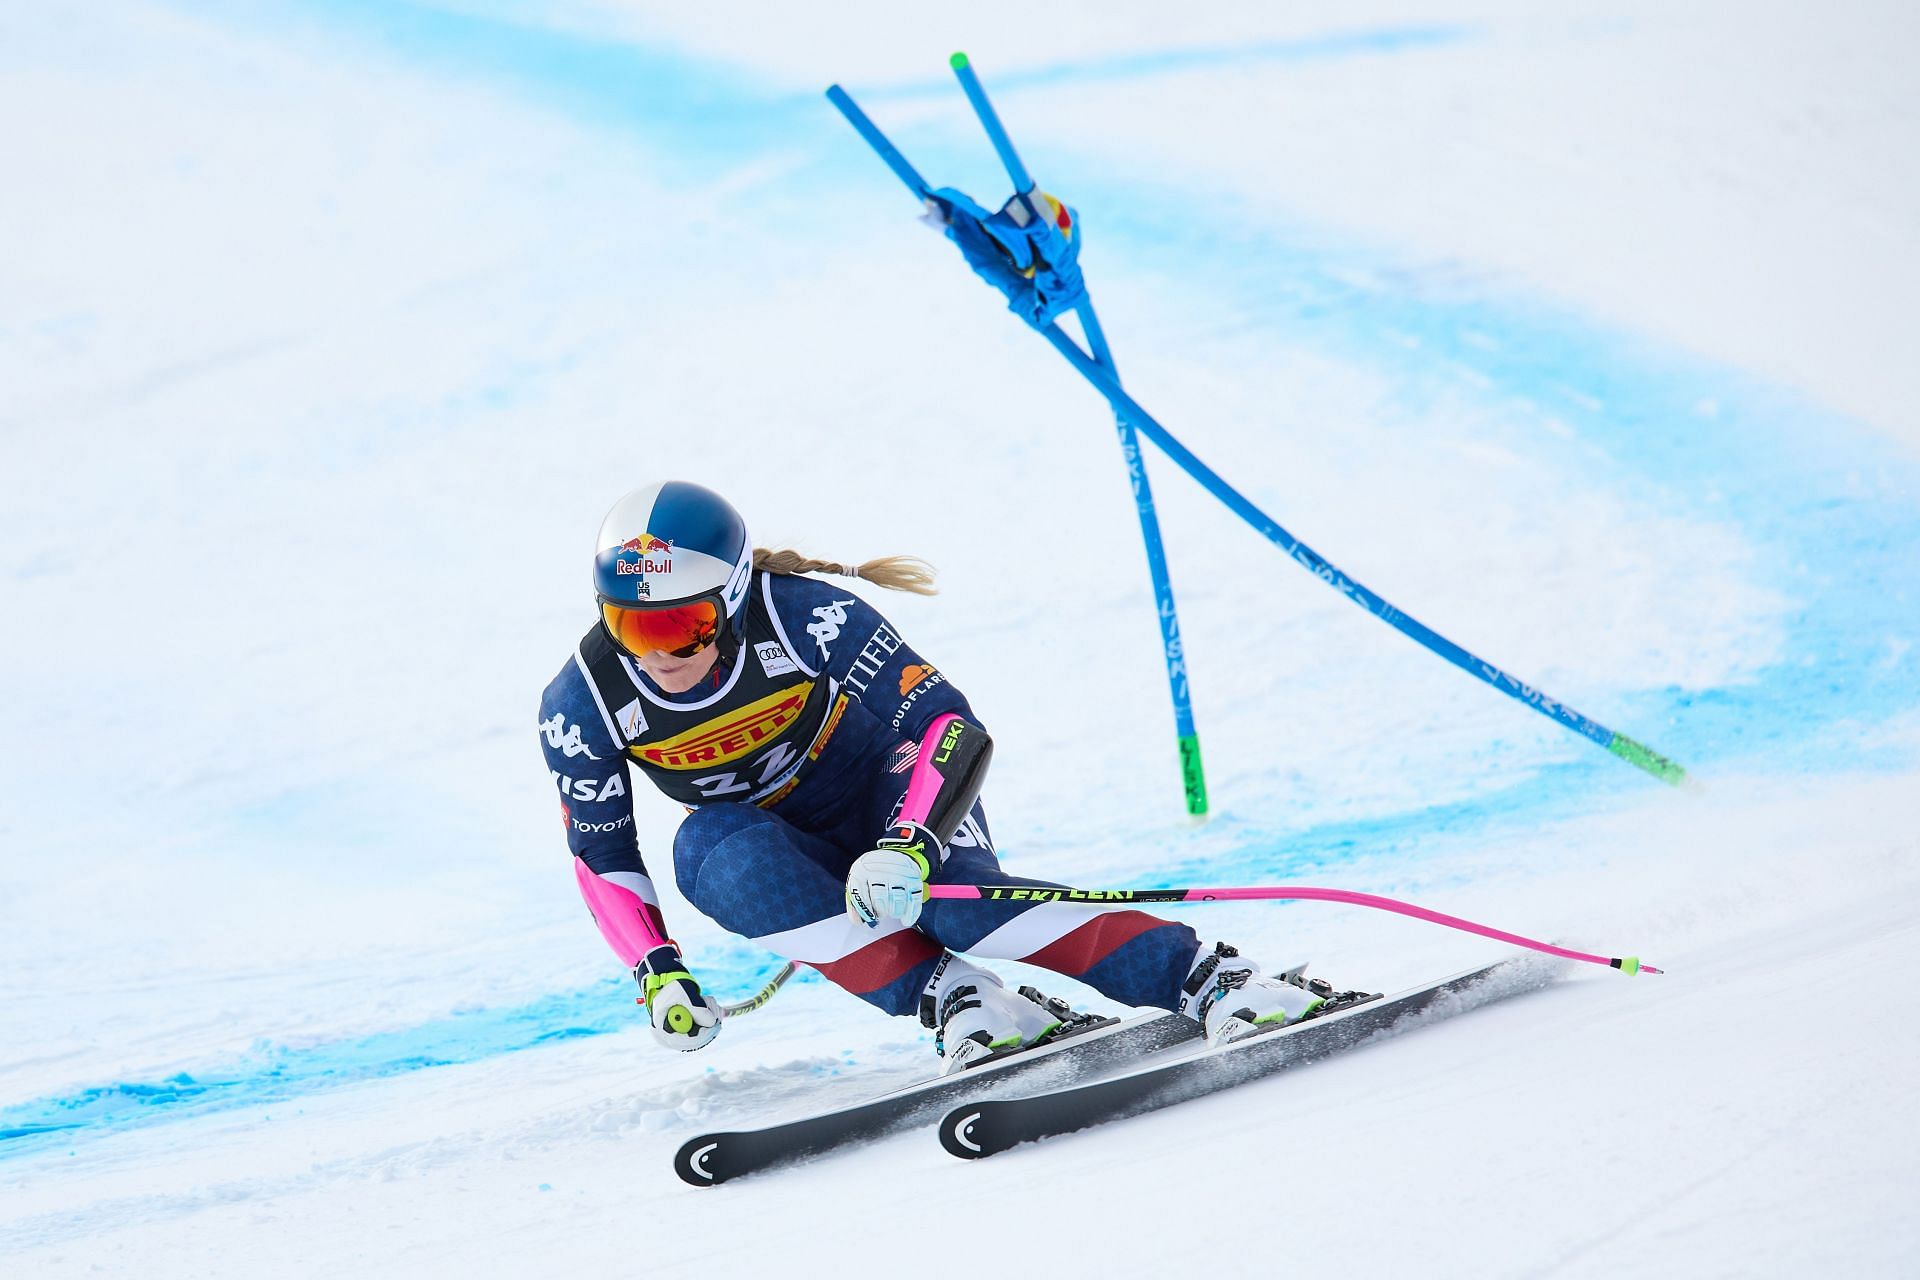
[573, 857, 670, 968]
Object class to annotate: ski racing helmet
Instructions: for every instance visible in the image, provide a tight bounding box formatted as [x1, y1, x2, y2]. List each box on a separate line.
[593, 481, 753, 661]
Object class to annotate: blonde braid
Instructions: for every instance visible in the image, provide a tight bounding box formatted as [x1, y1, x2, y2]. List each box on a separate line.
[752, 548, 937, 596]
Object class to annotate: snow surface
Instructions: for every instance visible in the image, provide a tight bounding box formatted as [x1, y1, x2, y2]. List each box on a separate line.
[3, 2, 1918, 1276]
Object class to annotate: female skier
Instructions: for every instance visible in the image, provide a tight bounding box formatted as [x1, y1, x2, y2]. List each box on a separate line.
[538, 481, 1352, 1068]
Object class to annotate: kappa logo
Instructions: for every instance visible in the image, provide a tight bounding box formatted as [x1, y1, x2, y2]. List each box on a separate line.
[633, 682, 815, 770]
[950, 812, 989, 850]
[899, 664, 936, 696]
[805, 599, 857, 655]
[540, 712, 601, 760]
[755, 641, 798, 679]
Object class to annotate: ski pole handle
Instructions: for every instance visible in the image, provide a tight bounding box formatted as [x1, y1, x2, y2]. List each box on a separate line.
[926, 884, 1661, 975]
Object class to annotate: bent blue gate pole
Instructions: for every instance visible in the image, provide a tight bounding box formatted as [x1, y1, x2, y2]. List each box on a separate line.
[1034, 321, 1686, 785]
[826, 68, 1686, 788]
[947, 52, 1210, 815]
[825, 84, 933, 199]
[949, 53, 1036, 193]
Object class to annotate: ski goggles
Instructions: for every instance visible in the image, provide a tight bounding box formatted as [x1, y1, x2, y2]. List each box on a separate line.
[599, 594, 723, 659]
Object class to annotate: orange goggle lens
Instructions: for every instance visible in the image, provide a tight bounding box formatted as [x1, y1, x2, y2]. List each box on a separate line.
[600, 598, 722, 659]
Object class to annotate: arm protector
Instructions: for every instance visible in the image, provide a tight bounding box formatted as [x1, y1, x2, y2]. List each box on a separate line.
[574, 859, 671, 969]
[890, 712, 993, 861]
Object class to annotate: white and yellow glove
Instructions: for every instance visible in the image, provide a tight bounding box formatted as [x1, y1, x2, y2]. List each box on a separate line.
[845, 825, 934, 928]
[637, 944, 721, 1051]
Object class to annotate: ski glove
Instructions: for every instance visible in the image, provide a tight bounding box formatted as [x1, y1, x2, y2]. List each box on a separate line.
[637, 944, 721, 1052]
[845, 826, 934, 928]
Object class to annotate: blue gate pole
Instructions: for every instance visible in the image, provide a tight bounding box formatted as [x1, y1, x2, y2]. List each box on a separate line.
[1074, 304, 1209, 815]
[949, 51, 1209, 815]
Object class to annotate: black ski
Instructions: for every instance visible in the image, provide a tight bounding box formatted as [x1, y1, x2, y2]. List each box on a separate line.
[938, 959, 1551, 1160]
[674, 1010, 1202, 1185]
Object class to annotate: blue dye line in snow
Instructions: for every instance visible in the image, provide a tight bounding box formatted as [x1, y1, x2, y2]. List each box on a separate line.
[210, 1, 1478, 182]
[0, 962, 803, 1161]
[0, 987, 632, 1149]
[31, 1, 1908, 1162]
[848, 26, 1476, 101]
[1186, 222, 1920, 780]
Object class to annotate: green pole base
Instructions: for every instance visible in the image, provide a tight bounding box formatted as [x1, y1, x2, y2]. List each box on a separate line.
[1607, 734, 1688, 786]
[1180, 733, 1209, 817]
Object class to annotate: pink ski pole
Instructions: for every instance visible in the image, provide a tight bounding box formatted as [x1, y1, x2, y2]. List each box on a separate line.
[925, 883, 1661, 975]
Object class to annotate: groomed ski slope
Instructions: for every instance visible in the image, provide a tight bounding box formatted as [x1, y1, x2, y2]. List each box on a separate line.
[3, 2, 1918, 1275]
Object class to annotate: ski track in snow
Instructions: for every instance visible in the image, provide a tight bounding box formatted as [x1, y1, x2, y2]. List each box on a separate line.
[3, 1, 1918, 1276]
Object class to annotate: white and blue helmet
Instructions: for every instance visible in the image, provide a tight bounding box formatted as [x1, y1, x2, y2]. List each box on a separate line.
[594, 482, 754, 654]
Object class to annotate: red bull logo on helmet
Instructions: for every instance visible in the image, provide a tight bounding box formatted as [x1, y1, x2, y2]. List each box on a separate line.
[614, 532, 674, 577]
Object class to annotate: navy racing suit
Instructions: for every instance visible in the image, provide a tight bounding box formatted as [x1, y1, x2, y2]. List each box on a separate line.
[538, 570, 1200, 1017]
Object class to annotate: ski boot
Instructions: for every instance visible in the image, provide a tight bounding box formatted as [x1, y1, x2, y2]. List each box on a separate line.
[921, 953, 1109, 1074]
[1182, 943, 1378, 1043]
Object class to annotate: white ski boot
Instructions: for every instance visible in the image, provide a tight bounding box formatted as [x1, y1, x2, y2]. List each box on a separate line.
[1180, 943, 1371, 1043]
[921, 953, 1092, 1074]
